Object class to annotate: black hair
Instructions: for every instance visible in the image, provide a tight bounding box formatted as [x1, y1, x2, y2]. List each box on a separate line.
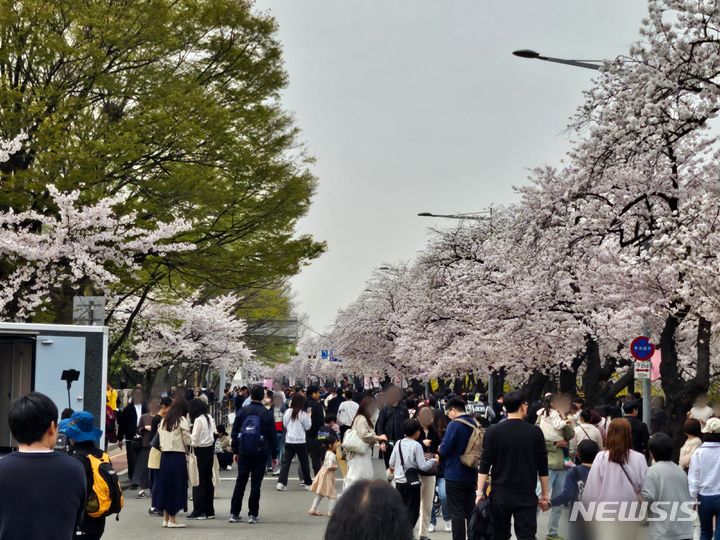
[9, 392, 58, 444]
[648, 432, 674, 462]
[406, 399, 417, 411]
[325, 480, 413, 540]
[250, 385, 265, 402]
[580, 409, 593, 423]
[606, 405, 623, 419]
[60, 408, 74, 420]
[503, 391, 526, 413]
[321, 432, 339, 450]
[159, 396, 173, 408]
[217, 424, 227, 435]
[403, 418, 421, 437]
[324, 414, 337, 424]
[445, 398, 466, 413]
[290, 393, 305, 421]
[576, 439, 600, 464]
[344, 389, 354, 400]
[622, 400, 640, 415]
[307, 385, 320, 396]
[188, 397, 210, 423]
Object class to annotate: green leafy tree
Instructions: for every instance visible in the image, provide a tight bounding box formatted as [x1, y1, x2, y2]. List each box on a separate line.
[0, 0, 325, 359]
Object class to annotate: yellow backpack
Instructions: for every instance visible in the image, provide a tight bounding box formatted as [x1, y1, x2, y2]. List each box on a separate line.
[84, 451, 124, 519]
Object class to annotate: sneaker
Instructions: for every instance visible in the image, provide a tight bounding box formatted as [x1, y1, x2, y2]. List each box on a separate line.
[428, 524, 436, 533]
[546, 536, 565, 540]
[228, 515, 243, 523]
[276, 483, 287, 491]
[186, 513, 207, 520]
[248, 515, 259, 525]
[563, 460, 576, 469]
[136, 490, 147, 499]
[445, 521, 452, 532]
[206, 515, 215, 520]
[148, 508, 162, 517]
[302, 484, 311, 491]
[167, 522, 186, 528]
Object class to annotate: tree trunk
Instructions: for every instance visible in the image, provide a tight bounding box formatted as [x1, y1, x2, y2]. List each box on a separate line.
[523, 371, 550, 405]
[658, 308, 706, 454]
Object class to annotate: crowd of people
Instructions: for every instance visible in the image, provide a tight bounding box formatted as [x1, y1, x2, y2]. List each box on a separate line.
[3, 382, 720, 540]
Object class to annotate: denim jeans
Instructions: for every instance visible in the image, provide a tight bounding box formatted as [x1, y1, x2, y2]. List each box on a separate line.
[431, 477, 450, 525]
[548, 468, 567, 536]
[699, 493, 720, 540]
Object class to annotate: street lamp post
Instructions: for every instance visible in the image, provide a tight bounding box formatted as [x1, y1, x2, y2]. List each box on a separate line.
[417, 208, 493, 222]
[512, 49, 602, 71]
[515, 46, 652, 425]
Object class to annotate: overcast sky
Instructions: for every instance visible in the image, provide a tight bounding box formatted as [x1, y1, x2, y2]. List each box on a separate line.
[254, 0, 649, 333]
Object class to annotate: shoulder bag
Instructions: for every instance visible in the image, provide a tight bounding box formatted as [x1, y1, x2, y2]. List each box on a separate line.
[398, 441, 421, 486]
[187, 446, 200, 487]
[342, 419, 370, 455]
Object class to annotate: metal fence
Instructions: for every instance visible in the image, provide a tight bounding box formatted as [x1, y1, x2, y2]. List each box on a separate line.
[209, 401, 232, 429]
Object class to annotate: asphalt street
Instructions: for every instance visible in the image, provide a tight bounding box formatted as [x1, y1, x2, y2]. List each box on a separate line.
[102, 452, 565, 540]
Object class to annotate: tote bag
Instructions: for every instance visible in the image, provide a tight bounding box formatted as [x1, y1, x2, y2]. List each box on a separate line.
[342, 428, 369, 455]
[187, 447, 200, 487]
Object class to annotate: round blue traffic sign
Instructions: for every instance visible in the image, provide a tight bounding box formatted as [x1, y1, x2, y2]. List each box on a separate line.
[630, 336, 655, 361]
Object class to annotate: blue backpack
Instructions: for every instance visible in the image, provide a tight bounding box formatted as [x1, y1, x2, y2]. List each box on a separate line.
[239, 413, 265, 455]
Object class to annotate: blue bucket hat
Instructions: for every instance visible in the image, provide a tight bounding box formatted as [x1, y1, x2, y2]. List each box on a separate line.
[64, 411, 103, 443]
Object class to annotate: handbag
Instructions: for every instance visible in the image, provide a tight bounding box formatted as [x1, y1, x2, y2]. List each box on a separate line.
[398, 441, 421, 486]
[342, 428, 369, 455]
[212, 454, 220, 486]
[420, 452, 439, 476]
[187, 447, 200, 487]
[148, 447, 162, 470]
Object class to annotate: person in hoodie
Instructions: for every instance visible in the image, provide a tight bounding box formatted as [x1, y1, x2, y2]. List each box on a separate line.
[544, 439, 599, 540]
[641, 433, 694, 540]
[689, 417, 720, 540]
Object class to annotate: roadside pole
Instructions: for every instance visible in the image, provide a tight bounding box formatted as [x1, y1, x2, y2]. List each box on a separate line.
[631, 336, 654, 426]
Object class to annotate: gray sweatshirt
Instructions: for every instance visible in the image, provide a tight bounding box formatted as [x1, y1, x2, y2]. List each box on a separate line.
[640, 461, 695, 540]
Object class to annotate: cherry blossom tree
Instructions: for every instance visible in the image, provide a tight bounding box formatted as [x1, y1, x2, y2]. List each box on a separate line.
[125, 293, 252, 380]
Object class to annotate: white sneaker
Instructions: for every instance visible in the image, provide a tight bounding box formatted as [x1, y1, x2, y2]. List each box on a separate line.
[428, 524, 436, 533]
[302, 484, 311, 491]
[445, 521, 452, 532]
[276, 483, 287, 491]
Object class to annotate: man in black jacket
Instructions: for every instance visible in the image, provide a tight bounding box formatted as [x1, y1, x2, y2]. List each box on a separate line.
[116, 388, 148, 488]
[305, 385, 325, 475]
[623, 400, 650, 460]
[376, 385, 410, 468]
[230, 385, 278, 524]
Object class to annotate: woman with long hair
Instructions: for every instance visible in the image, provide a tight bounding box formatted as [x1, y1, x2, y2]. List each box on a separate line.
[582, 417, 648, 540]
[187, 397, 217, 520]
[277, 392, 313, 490]
[417, 405, 440, 539]
[154, 397, 191, 528]
[344, 397, 387, 489]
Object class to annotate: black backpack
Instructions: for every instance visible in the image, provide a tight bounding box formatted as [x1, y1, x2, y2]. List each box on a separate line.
[468, 499, 495, 540]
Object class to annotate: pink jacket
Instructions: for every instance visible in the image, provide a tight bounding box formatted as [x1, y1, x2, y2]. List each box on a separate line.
[582, 450, 648, 504]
